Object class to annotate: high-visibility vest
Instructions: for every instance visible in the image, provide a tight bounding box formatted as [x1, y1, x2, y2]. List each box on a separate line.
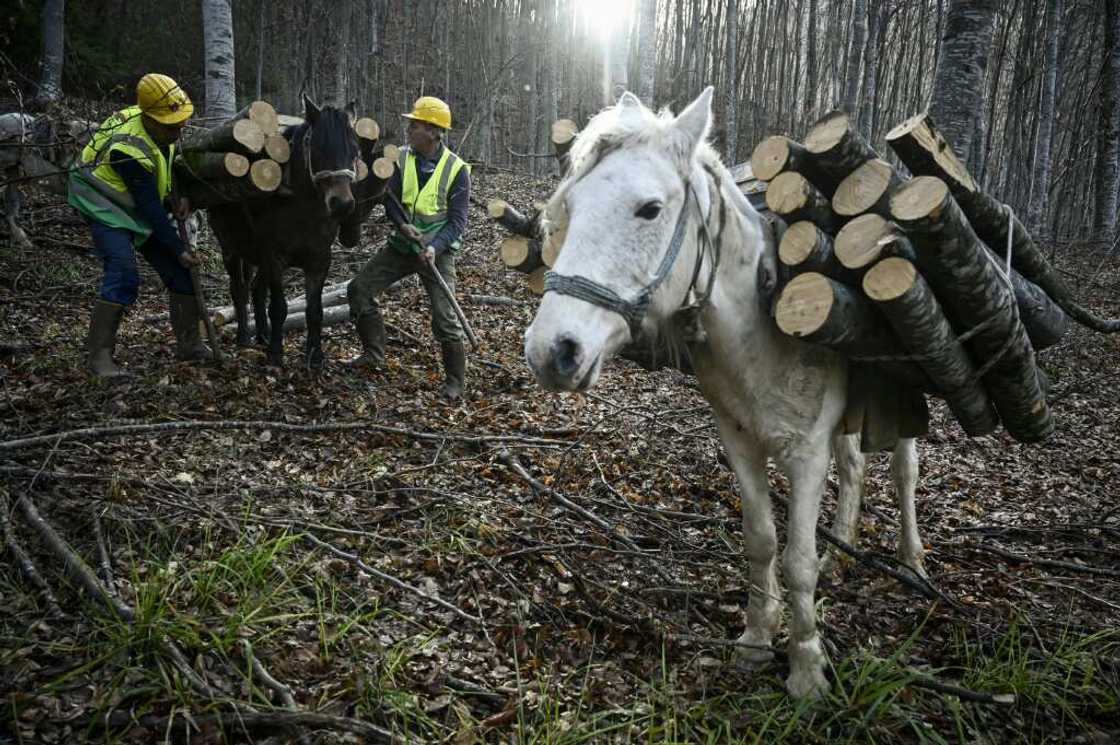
[67, 105, 174, 239]
[388, 144, 469, 254]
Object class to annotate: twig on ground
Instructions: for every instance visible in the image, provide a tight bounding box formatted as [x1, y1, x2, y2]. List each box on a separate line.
[92, 510, 115, 595]
[971, 542, 1120, 578]
[241, 639, 311, 745]
[908, 676, 1015, 705]
[0, 488, 64, 617]
[90, 708, 401, 743]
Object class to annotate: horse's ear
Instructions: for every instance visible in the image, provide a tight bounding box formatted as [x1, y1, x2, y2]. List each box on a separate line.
[671, 86, 714, 156]
[345, 101, 358, 125]
[303, 94, 321, 124]
[617, 91, 642, 110]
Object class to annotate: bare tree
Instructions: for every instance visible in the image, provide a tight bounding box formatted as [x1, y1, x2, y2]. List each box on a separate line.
[1095, 0, 1120, 240]
[928, 0, 1000, 164]
[34, 0, 65, 106]
[842, 0, 868, 115]
[636, 0, 658, 104]
[202, 0, 236, 119]
[725, 0, 739, 162]
[1027, 0, 1063, 236]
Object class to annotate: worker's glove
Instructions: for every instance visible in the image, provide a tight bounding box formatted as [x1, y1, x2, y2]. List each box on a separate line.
[177, 250, 199, 269]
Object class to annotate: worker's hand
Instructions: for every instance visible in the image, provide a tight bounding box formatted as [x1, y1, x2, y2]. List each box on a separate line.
[399, 223, 424, 243]
[177, 250, 200, 269]
[419, 245, 436, 266]
[170, 197, 191, 221]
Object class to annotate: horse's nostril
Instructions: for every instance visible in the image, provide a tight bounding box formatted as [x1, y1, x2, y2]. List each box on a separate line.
[550, 337, 580, 378]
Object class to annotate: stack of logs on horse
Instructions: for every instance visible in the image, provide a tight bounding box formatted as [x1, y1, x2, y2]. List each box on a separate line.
[172, 97, 396, 367]
[747, 110, 1120, 446]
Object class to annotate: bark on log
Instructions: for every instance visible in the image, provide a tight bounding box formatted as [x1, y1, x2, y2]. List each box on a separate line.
[181, 151, 250, 179]
[832, 158, 902, 217]
[750, 135, 843, 197]
[488, 199, 541, 238]
[834, 213, 917, 271]
[778, 220, 861, 283]
[887, 112, 1120, 333]
[863, 257, 999, 435]
[500, 236, 544, 273]
[177, 173, 291, 209]
[263, 134, 291, 164]
[774, 272, 934, 390]
[765, 171, 844, 232]
[526, 266, 547, 295]
[181, 118, 266, 156]
[249, 159, 282, 192]
[542, 226, 566, 267]
[803, 110, 879, 193]
[890, 176, 1052, 442]
[551, 119, 578, 175]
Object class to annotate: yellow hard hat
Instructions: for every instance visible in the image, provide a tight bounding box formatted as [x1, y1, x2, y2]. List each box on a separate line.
[136, 73, 193, 125]
[402, 96, 451, 130]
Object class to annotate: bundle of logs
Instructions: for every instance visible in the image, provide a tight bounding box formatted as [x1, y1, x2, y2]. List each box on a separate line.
[173, 99, 395, 212]
[751, 111, 1089, 443]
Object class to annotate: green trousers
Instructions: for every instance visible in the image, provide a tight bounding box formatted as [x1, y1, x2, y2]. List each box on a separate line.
[348, 247, 463, 343]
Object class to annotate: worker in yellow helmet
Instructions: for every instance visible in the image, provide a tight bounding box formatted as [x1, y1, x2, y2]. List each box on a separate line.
[68, 73, 208, 380]
[345, 96, 473, 402]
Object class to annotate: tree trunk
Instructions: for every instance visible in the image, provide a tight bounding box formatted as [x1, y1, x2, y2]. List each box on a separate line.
[725, 0, 740, 163]
[927, 0, 1000, 164]
[488, 199, 542, 239]
[202, 0, 237, 121]
[862, 256, 999, 435]
[803, 111, 879, 195]
[500, 237, 544, 273]
[766, 171, 844, 232]
[858, 2, 882, 142]
[1026, 0, 1062, 237]
[35, 0, 65, 105]
[890, 176, 1052, 442]
[774, 271, 934, 390]
[1094, 0, 1120, 240]
[842, 0, 868, 117]
[636, 0, 658, 104]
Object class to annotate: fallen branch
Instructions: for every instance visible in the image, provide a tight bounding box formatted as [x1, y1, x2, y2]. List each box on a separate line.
[970, 542, 1120, 578]
[241, 639, 311, 745]
[0, 419, 571, 453]
[0, 488, 64, 617]
[302, 531, 483, 626]
[90, 708, 400, 743]
[92, 511, 116, 595]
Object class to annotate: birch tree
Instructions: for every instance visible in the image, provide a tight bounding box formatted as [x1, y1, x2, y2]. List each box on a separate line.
[202, 0, 236, 119]
[34, 0, 65, 105]
[1027, 0, 1062, 236]
[1095, 0, 1120, 240]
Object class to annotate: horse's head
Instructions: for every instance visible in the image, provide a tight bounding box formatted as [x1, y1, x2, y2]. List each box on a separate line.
[525, 87, 724, 391]
[301, 94, 360, 218]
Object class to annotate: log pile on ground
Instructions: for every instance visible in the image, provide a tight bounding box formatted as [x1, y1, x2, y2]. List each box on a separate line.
[749, 110, 1119, 444]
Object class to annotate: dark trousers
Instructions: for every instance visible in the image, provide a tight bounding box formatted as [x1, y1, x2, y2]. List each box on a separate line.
[89, 221, 192, 305]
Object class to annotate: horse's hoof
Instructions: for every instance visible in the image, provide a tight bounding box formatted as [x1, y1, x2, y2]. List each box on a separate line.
[305, 349, 325, 370]
[785, 666, 829, 699]
[736, 628, 775, 667]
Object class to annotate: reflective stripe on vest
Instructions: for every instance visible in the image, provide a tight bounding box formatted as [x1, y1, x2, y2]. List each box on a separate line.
[398, 145, 467, 226]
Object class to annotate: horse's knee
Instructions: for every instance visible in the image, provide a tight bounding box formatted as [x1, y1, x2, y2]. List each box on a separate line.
[890, 438, 918, 493]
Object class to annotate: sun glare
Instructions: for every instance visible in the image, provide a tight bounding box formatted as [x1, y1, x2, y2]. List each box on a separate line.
[573, 0, 636, 40]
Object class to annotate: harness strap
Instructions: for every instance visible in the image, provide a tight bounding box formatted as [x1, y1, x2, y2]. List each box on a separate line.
[303, 126, 356, 184]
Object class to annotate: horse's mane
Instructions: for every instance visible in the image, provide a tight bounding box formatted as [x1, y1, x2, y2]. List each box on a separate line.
[289, 107, 359, 170]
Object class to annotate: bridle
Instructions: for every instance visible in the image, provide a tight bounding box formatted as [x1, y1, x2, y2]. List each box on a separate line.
[301, 125, 358, 185]
[543, 174, 721, 342]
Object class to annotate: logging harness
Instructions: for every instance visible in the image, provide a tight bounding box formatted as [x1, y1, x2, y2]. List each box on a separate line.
[543, 170, 723, 343]
[301, 124, 358, 185]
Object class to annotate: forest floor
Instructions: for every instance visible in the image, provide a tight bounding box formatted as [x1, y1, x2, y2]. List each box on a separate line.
[1, 166, 1119, 744]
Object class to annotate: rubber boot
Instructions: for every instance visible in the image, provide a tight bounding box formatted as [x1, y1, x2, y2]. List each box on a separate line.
[439, 341, 467, 401]
[344, 311, 386, 371]
[169, 292, 212, 361]
[86, 300, 132, 380]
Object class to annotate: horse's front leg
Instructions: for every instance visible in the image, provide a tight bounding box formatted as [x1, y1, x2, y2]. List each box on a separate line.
[713, 414, 779, 664]
[822, 432, 865, 573]
[302, 260, 329, 370]
[251, 270, 270, 348]
[223, 254, 252, 347]
[264, 262, 287, 367]
[4, 184, 31, 249]
[783, 444, 832, 698]
[891, 438, 925, 577]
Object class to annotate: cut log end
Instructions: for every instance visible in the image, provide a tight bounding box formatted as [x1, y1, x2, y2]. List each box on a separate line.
[804, 111, 852, 154]
[542, 226, 566, 267]
[382, 144, 401, 163]
[224, 152, 250, 178]
[833, 159, 896, 216]
[766, 171, 811, 214]
[890, 176, 950, 222]
[372, 157, 395, 180]
[835, 213, 891, 269]
[750, 136, 792, 182]
[775, 272, 834, 337]
[527, 267, 547, 295]
[263, 134, 291, 164]
[246, 101, 279, 136]
[778, 221, 821, 266]
[886, 113, 978, 193]
[500, 236, 532, 268]
[355, 117, 380, 141]
[232, 119, 266, 154]
[551, 119, 578, 146]
[249, 159, 282, 192]
[488, 199, 508, 219]
[863, 257, 918, 302]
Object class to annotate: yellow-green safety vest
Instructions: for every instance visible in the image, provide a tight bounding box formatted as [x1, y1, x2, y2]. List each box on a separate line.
[388, 144, 469, 254]
[67, 105, 175, 239]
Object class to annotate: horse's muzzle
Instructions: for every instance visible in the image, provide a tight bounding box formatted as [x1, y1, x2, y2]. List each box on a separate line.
[327, 194, 355, 217]
[526, 334, 599, 391]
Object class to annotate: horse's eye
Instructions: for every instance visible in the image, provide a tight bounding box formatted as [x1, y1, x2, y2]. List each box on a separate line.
[635, 201, 662, 220]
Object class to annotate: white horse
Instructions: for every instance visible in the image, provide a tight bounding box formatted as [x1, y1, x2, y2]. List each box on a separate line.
[523, 88, 922, 698]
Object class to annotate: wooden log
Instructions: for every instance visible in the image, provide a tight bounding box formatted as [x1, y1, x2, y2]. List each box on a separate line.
[339, 157, 393, 248]
[750, 135, 842, 197]
[488, 199, 541, 238]
[500, 236, 544, 273]
[542, 226, 566, 267]
[237, 101, 279, 136]
[890, 176, 1052, 442]
[551, 119, 578, 175]
[1009, 270, 1070, 352]
[229, 303, 352, 335]
[863, 257, 999, 435]
[276, 114, 305, 129]
[177, 174, 291, 210]
[832, 158, 902, 218]
[803, 110, 879, 192]
[263, 134, 291, 164]
[834, 213, 917, 272]
[180, 151, 250, 180]
[886, 111, 1119, 333]
[181, 118, 266, 156]
[526, 266, 547, 295]
[382, 143, 401, 163]
[765, 171, 843, 232]
[774, 272, 934, 390]
[355, 158, 368, 182]
[778, 220, 860, 283]
[354, 117, 380, 142]
[249, 159, 282, 192]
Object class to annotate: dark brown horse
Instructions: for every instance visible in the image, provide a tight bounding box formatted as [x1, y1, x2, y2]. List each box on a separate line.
[210, 95, 360, 368]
